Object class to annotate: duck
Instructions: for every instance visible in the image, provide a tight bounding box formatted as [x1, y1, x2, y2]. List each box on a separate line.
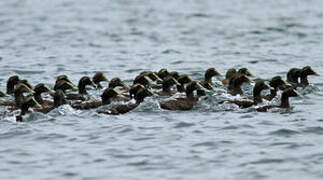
[169, 71, 180, 80]
[155, 76, 180, 96]
[221, 80, 273, 108]
[34, 89, 67, 114]
[16, 97, 42, 122]
[97, 87, 153, 115]
[33, 83, 55, 107]
[238, 68, 255, 77]
[176, 74, 193, 93]
[227, 74, 252, 96]
[256, 88, 302, 112]
[157, 68, 171, 80]
[221, 68, 237, 86]
[263, 76, 291, 101]
[54, 80, 78, 93]
[92, 72, 109, 89]
[128, 84, 146, 98]
[159, 81, 204, 111]
[133, 74, 154, 88]
[65, 76, 96, 101]
[109, 77, 130, 91]
[199, 68, 222, 90]
[6, 75, 20, 94]
[287, 68, 302, 87]
[299, 66, 319, 87]
[0, 83, 35, 107]
[55, 75, 76, 88]
[71, 87, 125, 110]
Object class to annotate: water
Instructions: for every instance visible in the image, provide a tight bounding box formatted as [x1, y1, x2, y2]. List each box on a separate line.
[1, 0, 323, 179]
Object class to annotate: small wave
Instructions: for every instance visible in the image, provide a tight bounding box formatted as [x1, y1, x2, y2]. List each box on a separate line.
[174, 122, 195, 128]
[269, 128, 300, 136]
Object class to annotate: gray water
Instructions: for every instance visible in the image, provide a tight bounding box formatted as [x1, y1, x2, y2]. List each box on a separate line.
[1, 0, 323, 179]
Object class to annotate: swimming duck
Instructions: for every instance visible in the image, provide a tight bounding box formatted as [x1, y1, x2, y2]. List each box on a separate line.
[0, 83, 35, 107]
[16, 97, 42, 122]
[155, 76, 180, 96]
[71, 88, 124, 110]
[227, 74, 252, 96]
[6, 75, 20, 94]
[299, 66, 319, 87]
[157, 68, 171, 80]
[129, 84, 146, 98]
[65, 76, 95, 101]
[222, 80, 273, 108]
[199, 68, 222, 90]
[133, 74, 154, 88]
[159, 81, 204, 111]
[169, 71, 180, 80]
[287, 68, 302, 87]
[54, 80, 78, 93]
[34, 89, 67, 114]
[33, 83, 55, 107]
[55, 75, 76, 87]
[92, 72, 109, 89]
[238, 68, 255, 77]
[109, 77, 130, 90]
[256, 88, 302, 112]
[176, 74, 193, 93]
[222, 68, 237, 86]
[97, 87, 153, 115]
[263, 76, 291, 101]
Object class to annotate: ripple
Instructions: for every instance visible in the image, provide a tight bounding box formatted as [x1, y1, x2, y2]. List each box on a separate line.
[269, 129, 300, 136]
[174, 122, 195, 128]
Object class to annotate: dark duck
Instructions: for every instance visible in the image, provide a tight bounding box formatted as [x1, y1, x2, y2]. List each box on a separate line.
[0, 83, 35, 108]
[176, 74, 193, 93]
[199, 68, 222, 90]
[133, 74, 154, 88]
[256, 88, 302, 112]
[34, 89, 67, 114]
[6, 75, 20, 95]
[263, 76, 291, 101]
[92, 72, 109, 89]
[97, 87, 153, 115]
[54, 75, 76, 89]
[155, 76, 180, 96]
[109, 77, 130, 91]
[159, 81, 205, 111]
[71, 88, 125, 110]
[65, 76, 96, 101]
[299, 66, 319, 87]
[222, 80, 273, 108]
[227, 74, 252, 96]
[54, 79, 77, 93]
[16, 97, 42, 122]
[157, 68, 171, 80]
[33, 83, 55, 107]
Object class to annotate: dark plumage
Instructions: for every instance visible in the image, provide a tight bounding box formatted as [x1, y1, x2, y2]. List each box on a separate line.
[263, 76, 291, 101]
[109, 77, 130, 90]
[34, 89, 67, 114]
[256, 88, 302, 112]
[54, 80, 77, 93]
[16, 97, 41, 122]
[159, 81, 204, 111]
[97, 87, 153, 115]
[133, 75, 154, 88]
[199, 68, 222, 90]
[0, 83, 35, 107]
[71, 88, 124, 110]
[6, 75, 20, 94]
[222, 68, 237, 86]
[176, 74, 193, 93]
[223, 80, 273, 108]
[299, 66, 319, 87]
[227, 74, 252, 96]
[65, 76, 95, 101]
[155, 76, 180, 96]
[33, 83, 55, 107]
[157, 69, 171, 80]
[92, 72, 109, 89]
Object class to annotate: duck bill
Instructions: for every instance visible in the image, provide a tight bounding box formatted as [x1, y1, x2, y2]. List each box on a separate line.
[102, 74, 110, 82]
[295, 90, 303, 98]
[264, 82, 274, 90]
[312, 71, 320, 76]
[33, 101, 42, 109]
[247, 71, 256, 77]
[144, 76, 154, 86]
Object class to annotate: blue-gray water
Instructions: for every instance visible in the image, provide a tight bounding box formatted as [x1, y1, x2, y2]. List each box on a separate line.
[1, 0, 323, 179]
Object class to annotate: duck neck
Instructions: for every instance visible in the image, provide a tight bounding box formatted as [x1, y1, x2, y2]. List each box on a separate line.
[300, 75, 309, 86]
[280, 93, 290, 108]
[162, 84, 172, 93]
[177, 84, 185, 92]
[101, 97, 111, 105]
[253, 87, 263, 104]
[205, 74, 213, 84]
[185, 89, 195, 99]
[232, 83, 243, 95]
[34, 92, 44, 104]
[269, 89, 277, 98]
[78, 83, 87, 94]
[7, 83, 15, 94]
[14, 92, 24, 107]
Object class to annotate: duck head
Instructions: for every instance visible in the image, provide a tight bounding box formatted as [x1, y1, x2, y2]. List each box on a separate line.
[34, 83, 55, 95]
[133, 75, 154, 88]
[54, 80, 78, 92]
[92, 72, 109, 89]
[169, 71, 180, 80]
[302, 66, 319, 76]
[129, 84, 145, 98]
[109, 77, 129, 90]
[6, 75, 20, 94]
[140, 71, 163, 83]
[101, 88, 120, 105]
[238, 68, 255, 77]
[78, 76, 95, 94]
[225, 68, 237, 80]
[270, 76, 291, 90]
[134, 87, 154, 103]
[205, 68, 222, 81]
[162, 76, 180, 92]
[157, 69, 170, 80]
[186, 81, 204, 98]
